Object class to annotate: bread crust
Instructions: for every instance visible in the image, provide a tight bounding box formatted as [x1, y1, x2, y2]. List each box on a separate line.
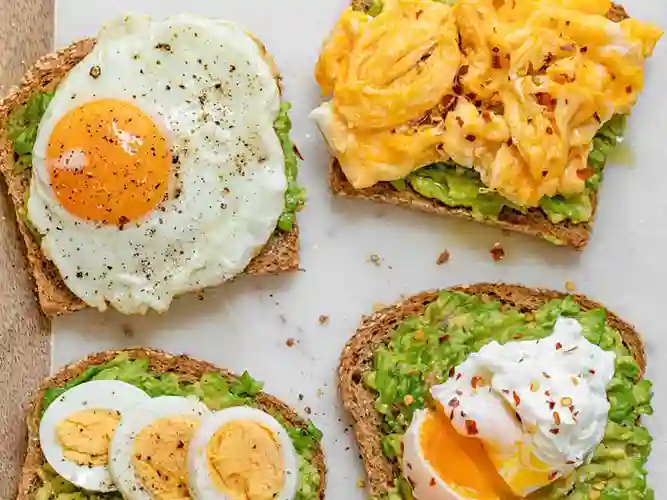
[0, 38, 300, 317]
[325, 3, 630, 251]
[338, 283, 646, 497]
[18, 348, 327, 500]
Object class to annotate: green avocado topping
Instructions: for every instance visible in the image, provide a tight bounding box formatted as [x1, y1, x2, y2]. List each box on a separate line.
[406, 115, 625, 226]
[8, 92, 305, 233]
[364, 291, 653, 500]
[35, 354, 322, 500]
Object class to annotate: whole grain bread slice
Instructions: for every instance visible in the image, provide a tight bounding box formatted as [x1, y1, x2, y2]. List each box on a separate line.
[17, 347, 327, 500]
[0, 38, 300, 317]
[338, 283, 646, 497]
[326, 3, 630, 251]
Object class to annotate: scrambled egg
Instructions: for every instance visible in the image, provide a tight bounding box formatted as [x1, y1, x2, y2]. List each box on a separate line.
[314, 0, 662, 206]
[132, 417, 199, 499]
[56, 409, 121, 467]
[206, 420, 285, 500]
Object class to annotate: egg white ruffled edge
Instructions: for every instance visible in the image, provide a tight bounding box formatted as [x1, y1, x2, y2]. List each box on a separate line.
[108, 395, 210, 500]
[187, 406, 299, 500]
[39, 380, 151, 492]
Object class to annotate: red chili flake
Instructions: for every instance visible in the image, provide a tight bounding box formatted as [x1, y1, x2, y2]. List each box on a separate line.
[416, 9, 423, 19]
[285, 338, 296, 347]
[482, 111, 492, 123]
[449, 367, 456, 377]
[456, 373, 462, 380]
[465, 134, 476, 142]
[593, 112, 601, 123]
[490, 243, 505, 261]
[430, 478, 436, 487]
[506, 137, 514, 146]
[577, 168, 595, 181]
[448, 397, 460, 408]
[513, 391, 521, 406]
[492, 54, 502, 69]
[465, 420, 479, 435]
[626, 85, 633, 93]
[471, 376, 483, 389]
[513, 333, 523, 340]
[536, 92, 556, 110]
[439, 335, 450, 343]
[515, 412, 523, 423]
[455, 116, 464, 127]
[293, 145, 305, 161]
[436, 249, 450, 265]
[550, 428, 560, 435]
[566, 460, 575, 465]
[546, 126, 554, 135]
[553, 411, 561, 425]
[548, 400, 556, 410]
[580, 46, 588, 53]
[555, 342, 563, 350]
[548, 471, 559, 481]
[589, 369, 596, 375]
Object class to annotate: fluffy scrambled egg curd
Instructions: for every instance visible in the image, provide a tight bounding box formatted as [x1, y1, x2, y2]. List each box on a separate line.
[132, 417, 199, 499]
[314, 0, 662, 206]
[56, 409, 121, 467]
[206, 420, 285, 500]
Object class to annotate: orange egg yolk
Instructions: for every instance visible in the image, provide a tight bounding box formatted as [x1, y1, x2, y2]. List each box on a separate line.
[420, 407, 519, 500]
[47, 99, 170, 225]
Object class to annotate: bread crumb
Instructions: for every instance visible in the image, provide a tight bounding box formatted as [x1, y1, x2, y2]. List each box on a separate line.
[404, 394, 414, 405]
[318, 315, 329, 325]
[285, 338, 296, 347]
[436, 249, 450, 265]
[357, 478, 367, 489]
[565, 281, 577, 292]
[368, 254, 382, 266]
[490, 242, 505, 261]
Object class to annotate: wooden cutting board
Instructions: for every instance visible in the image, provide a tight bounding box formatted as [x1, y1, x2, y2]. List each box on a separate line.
[0, 1, 53, 498]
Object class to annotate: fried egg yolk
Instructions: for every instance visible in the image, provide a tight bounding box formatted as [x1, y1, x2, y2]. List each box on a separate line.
[55, 409, 121, 467]
[47, 99, 170, 226]
[419, 407, 518, 499]
[206, 420, 285, 500]
[132, 417, 198, 499]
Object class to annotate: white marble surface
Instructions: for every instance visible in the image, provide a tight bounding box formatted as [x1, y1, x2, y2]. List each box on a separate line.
[54, 1, 667, 498]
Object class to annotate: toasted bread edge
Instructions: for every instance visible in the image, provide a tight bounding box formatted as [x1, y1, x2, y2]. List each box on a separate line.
[338, 283, 646, 497]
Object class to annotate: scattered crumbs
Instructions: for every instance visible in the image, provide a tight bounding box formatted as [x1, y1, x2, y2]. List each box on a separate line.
[285, 338, 296, 347]
[304, 406, 312, 415]
[436, 249, 450, 265]
[318, 315, 329, 325]
[565, 281, 577, 292]
[357, 478, 367, 489]
[368, 254, 382, 266]
[490, 242, 505, 261]
[317, 388, 324, 398]
[195, 291, 205, 301]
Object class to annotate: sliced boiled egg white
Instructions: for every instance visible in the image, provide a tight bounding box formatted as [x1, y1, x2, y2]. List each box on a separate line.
[403, 408, 518, 500]
[187, 406, 299, 500]
[39, 380, 150, 492]
[109, 395, 210, 499]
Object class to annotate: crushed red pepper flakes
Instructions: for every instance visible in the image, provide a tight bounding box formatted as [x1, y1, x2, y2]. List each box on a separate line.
[448, 397, 460, 408]
[436, 249, 451, 265]
[548, 400, 556, 410]
[490, 242, 505, 261]
[449, 367, 456, 378]
[513, 391, 521, 406]
[456, 373, 463, 380]
[550, 428, 560, 435]
[555, 342, 563, 350]
[548, 471, 559, 481]
[553, 411, 561, 425]
[465, 420, 479, 435]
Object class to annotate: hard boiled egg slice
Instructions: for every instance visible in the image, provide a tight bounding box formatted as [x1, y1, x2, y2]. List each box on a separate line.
[403, 408, 518, 500]
[39, 380, 150, 492]
[187, 406, 299, 500]
[109, 395, 210, 499]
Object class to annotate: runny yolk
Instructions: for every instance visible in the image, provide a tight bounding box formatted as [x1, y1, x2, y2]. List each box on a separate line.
[47, 99, 170, 225]
[420, 407, 519, 500]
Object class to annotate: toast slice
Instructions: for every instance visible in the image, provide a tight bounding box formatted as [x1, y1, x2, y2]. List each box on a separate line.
[17, 347, 327, 500]
[325, 3, 631, 251]
[0, 39, 300, 317]
[338, 283, 646, 497]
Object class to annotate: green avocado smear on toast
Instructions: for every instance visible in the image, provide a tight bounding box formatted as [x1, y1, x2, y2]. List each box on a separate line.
[364, 291, 653, 500]
[34, 354, 323, 500]
[7, 92, 305, 233]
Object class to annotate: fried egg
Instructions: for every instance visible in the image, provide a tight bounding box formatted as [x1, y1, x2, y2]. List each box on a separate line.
[313, 0, 662, 205]
[39, 380, 150, 492]
[28, 14, 287, 314]
[109, 395, 210, 499]
[402, 318, 616, 499]
[187, 406, 299, 500]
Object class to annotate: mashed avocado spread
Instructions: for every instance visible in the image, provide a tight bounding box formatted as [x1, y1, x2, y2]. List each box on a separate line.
[365, 291, 653, 500]
[35, 355, 322, 500]
[7, 92, 305, 233]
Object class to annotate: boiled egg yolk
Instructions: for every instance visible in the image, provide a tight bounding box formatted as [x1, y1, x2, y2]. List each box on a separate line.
[419, 407, 518, 500]
[55, 409, 121, 467]
[47, 99, 170, 226]
[206, 420, 285, 500]
[132, 417, 198, 498]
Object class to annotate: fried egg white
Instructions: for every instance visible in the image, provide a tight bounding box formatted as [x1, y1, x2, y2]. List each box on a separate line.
[39, 380, 150, 492]
[28, 13, 286, 314]
[187, 407, 299, 500]
[109, 395, 210, 499]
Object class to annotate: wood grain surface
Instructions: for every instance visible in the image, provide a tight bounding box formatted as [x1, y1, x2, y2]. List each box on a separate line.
[0, 1, 53, 498]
